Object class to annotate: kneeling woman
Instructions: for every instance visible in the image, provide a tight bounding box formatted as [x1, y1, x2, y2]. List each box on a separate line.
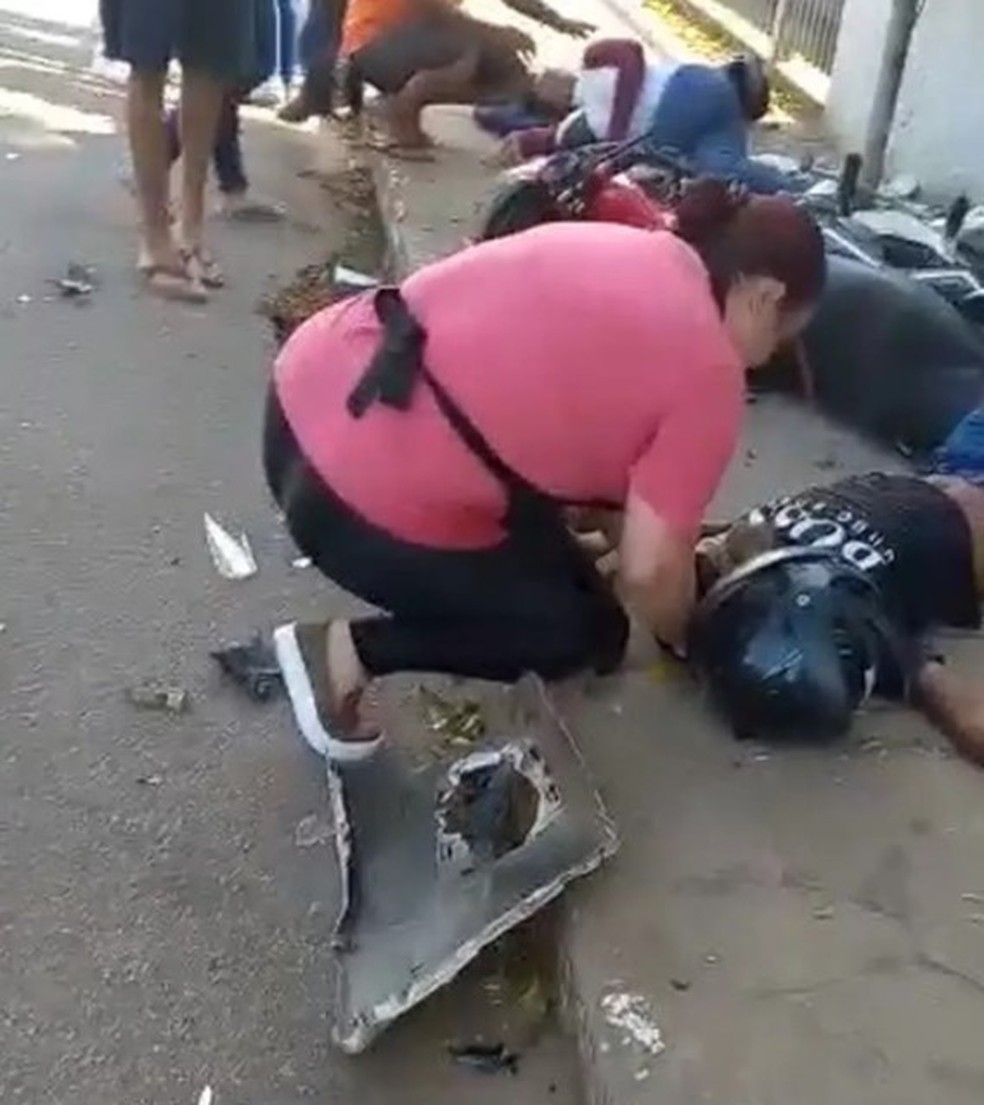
[264, 182, 825, 760]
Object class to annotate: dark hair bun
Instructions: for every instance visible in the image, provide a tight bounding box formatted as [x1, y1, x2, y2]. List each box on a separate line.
[674, 179, 750, 246]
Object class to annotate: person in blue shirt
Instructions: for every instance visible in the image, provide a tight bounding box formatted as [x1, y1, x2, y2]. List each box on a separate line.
[497, 40, 803, 195]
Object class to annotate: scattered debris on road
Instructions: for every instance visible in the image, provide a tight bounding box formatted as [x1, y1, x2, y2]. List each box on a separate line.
[419, 686, 487, 745]
[600, 989, 666, 1057]
[294, 813, 334, 848]
[204, 513, 257, 580]
[333, 261, 379, 289]
[126, 683, 190, 714]
[210, 634, 283, 702]
[291, 555, 312, 569]
[50, 262, 96, 300]
[329, 680, 618, 1053]
[448, 1041, 519, 1075]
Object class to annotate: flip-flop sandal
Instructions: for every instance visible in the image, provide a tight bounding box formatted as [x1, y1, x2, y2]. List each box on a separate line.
[181, 247, 224, 289]
[138, 261, 209, 304]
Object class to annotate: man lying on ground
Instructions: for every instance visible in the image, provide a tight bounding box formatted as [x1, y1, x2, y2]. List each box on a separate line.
[575, 471, 984, 768]
[493, 40, 803, 194]
[332, 0, 594, 153]
[763, 254, 984, 472]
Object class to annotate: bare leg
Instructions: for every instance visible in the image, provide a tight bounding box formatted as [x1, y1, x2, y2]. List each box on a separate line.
[386, 49, 481, 147]
[127, 72, 177, 264]
[177, 69, 226, 285]
[914, 661, 984, 768]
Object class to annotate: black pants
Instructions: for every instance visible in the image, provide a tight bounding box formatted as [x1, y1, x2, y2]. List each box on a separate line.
[263, 390, 629, 682]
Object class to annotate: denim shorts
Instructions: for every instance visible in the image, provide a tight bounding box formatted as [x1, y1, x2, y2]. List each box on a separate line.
[931, 405, 984, 479]
[100, 0, 256, 81]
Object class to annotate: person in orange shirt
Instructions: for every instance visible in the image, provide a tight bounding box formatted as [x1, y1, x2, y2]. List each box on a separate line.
[340, 0, 595, 152]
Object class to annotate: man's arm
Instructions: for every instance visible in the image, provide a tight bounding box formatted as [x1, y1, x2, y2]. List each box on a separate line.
[913, 661, 984, 768]
[500, 0, 594, 36]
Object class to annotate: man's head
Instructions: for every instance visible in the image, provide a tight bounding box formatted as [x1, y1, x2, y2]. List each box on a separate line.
[696, 512, 776, 589]
[724, 53, 771, 122]
[529, 67, 576, 115]
[690, 548, 905, 742]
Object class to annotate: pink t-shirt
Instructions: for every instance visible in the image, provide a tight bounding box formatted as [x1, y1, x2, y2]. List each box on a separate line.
[274, 223, 744, 550]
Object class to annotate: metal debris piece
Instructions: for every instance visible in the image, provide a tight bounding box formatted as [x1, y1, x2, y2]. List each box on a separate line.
[419, 686, 487, 743]
[204, 513, 257, 580]
[327, 676, 618, 1053]
[448, 1042, 519, 1075]
[210, 634, 283, 702]
[136, 774, 163, 786]
[292, 555, 312, 569]
[126, 683, 190, 713]
[51, 262, 95, 299]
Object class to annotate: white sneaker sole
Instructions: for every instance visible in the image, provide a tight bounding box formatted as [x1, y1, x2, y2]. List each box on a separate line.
[273, 623, 382, 763]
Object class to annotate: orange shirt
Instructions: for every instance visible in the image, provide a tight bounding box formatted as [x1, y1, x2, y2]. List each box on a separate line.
[341, 0, 412, 55]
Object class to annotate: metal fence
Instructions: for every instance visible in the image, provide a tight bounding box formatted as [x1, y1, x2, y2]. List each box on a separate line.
[719, 0, 847, 74]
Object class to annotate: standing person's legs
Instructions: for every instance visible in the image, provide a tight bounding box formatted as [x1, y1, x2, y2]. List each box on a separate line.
[263, 393, 629, 758]
[276, 0, 298, 91]
[100, 0, 208, 300]
[212, 94, 248, 196]
[279, 0, 345, 122]
[213, 92, 286, 220]
[175, 0, 256, 286]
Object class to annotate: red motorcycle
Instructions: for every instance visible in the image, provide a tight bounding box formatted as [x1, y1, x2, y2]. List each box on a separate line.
[478, 139, 682, 242]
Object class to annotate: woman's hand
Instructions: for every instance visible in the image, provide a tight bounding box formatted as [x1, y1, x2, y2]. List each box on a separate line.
[617, 493, 697, 652]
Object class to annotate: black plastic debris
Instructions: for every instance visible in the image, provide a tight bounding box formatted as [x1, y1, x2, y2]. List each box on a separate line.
[210, 634, 284, 703]
[448, 1042, 519, 1075]
[51, 262, 96, 299]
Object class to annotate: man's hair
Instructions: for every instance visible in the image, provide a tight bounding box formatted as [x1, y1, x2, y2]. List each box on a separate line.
[724, 54, 770, 121]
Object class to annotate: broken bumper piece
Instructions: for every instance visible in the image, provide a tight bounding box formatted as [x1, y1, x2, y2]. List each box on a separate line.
[326, 678, 618, 1052]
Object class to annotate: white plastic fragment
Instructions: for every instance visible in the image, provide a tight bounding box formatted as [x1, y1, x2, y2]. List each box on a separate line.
[600, 990, 666, 1057]
[333, 262, 379, 288]
[197, 1088, 213, 1105]
[204, 513, 257, 580]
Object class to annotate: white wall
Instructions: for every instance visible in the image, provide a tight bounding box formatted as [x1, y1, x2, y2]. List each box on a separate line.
[826, 0, 984, 197]
[825, 0, 892, 154]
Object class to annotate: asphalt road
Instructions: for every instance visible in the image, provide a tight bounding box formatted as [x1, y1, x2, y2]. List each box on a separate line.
[0, 5, 578, 1102]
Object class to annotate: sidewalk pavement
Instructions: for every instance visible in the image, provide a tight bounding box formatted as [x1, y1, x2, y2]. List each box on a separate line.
[364, 4, 984, 1103]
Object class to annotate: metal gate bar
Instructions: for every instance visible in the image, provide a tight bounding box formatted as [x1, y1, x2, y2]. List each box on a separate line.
[714, 0, 845, 74]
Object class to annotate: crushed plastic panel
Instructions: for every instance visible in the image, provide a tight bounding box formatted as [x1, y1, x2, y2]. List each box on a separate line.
[325, 677, 618, 1053]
